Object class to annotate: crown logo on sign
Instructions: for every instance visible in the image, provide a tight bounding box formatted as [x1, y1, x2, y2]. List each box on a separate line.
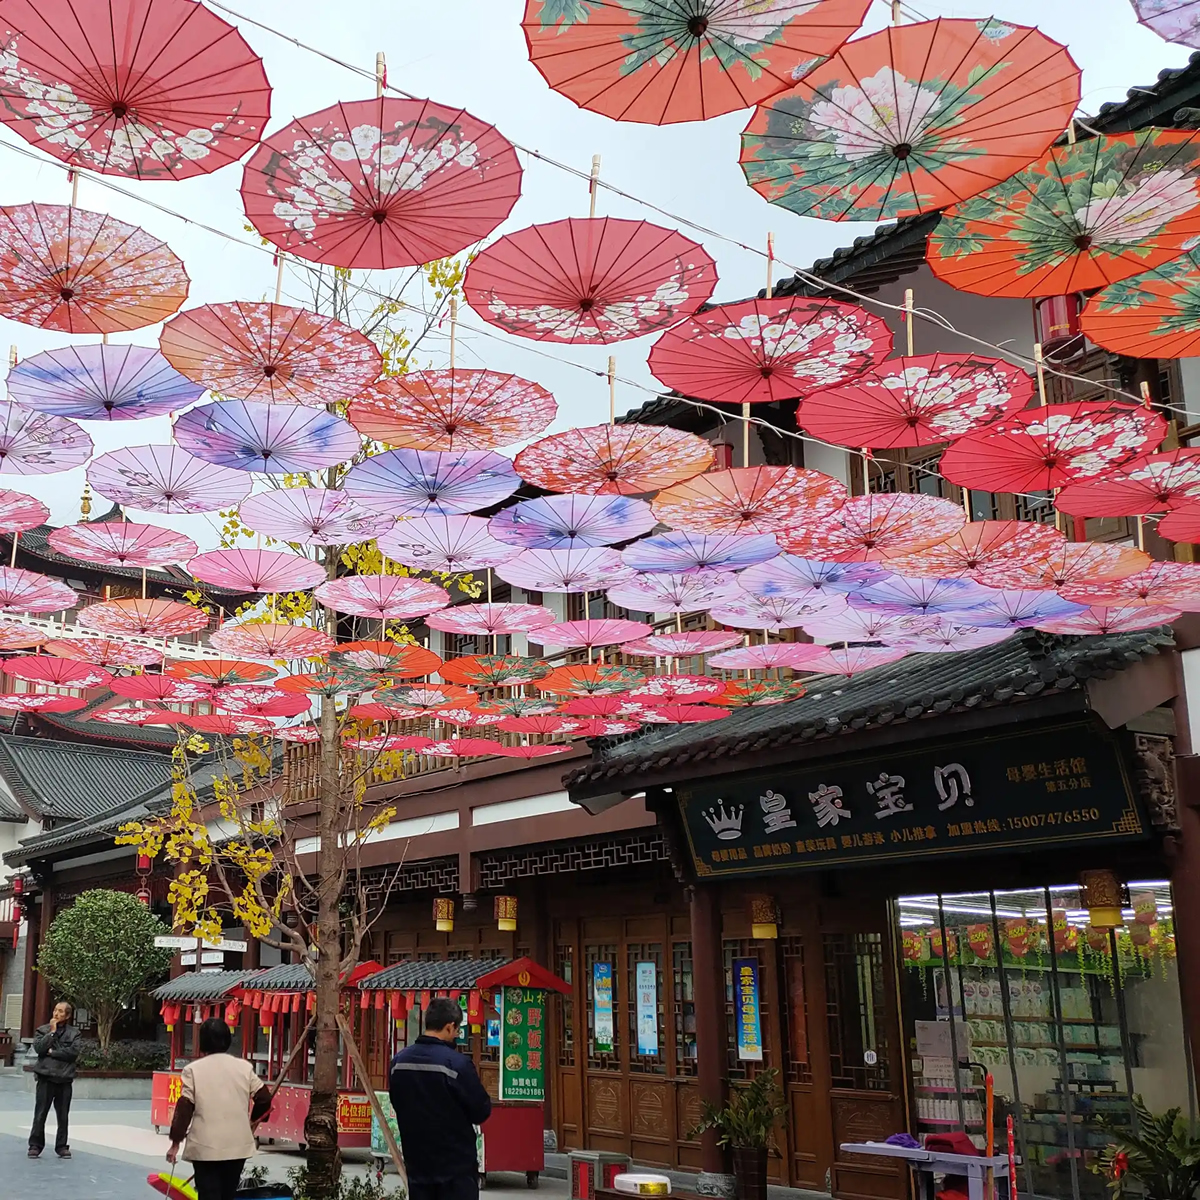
[703, 800, 744, 841]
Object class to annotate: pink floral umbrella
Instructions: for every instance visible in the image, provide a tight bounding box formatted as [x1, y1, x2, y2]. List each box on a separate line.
[556, 695, 653, 719]
[1062, 562, 1200, 611]
[497, 548, 630, 594]
[209, 622, 335, 661]
[537, 619, 652, 650]
[498, 743, 573, 759]
[739, 554, 883, 600]
[0, 567, 77, 612]
[185, 712, 273, 735]
[313, 575, 450, 620]
[975, 541, 1150, 592]
[343, 448, 520, 517]
[426, 603, 557, 637]
[879, 520, 1066, 581]
[42, 636, 163, 667]
[0, 406, 92, 475]
[166, 659, 276, 687]
[7, 343, 205, 421]
[273, 726, 321, 743]
[3, 655, 111, 688]
[214, 689, 312, 718]
[607, 569, 744, 614]
[237, 488, 393, 547]
[0, 203, 189, 334]
[802, 608, 927, 645]
[557, 718, 641, 737]
[848, 576, 997, 617]
[489, 494, 655, 550]
[0, 621, 47, 650]
[78, 597, 209, 636]
[891, 619, 1015, 653]
[160, 301, 382, 406]
[429, 708, 506, 729]
[47, 521, 197, 568]
[952, 590, 1087, 628]
[88, 705, 185, 727]
[1054, 449, 1200, 516]
[1036, 605, 1183, 635]
[174, 400, 361, 474]
[779, 493, 967, 561]
[87, 444, 252, 514]
[1158, 504, 1200, 542]
[651, 466, 848, 536]
[377, 515, 518, 573]
[628, 675, 727, 703]
[804, 645, 908, 675]
[189, 548, 326, 593]
[619, 630, 743, 657]
[496, 715, 581, 736]
[109, 674, 212, 703]
[349, 369, 557, 452]
[0, 489, 48, 532]
[0, 693, 84, 712]
[621, 531, 780, 574]
[639, 704, 730, 725]
[709, 593, 847, 630]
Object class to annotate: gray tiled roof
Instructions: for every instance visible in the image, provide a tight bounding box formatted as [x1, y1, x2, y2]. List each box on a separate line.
[237, 963, 314, 992]
[154, 970, 260, 1002]
[361, 960, 511, 991]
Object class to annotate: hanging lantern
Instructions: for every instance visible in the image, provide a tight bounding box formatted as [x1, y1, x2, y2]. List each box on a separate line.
[433, 897, 455, 932]
[709, 438, 734, 472]
[135, 887, 151, 906]
[162, 1002, 181, 1031]
[224, 998, 242, 1028]
[1081, 869, 1123, 930]
[11, 875, 22, 896]
[11, 923, 18, 950]
[1033, 294, 1087, 361]
[1129, 923, 1153, 950]
[467, 989, 483, 1032]
[1085, 927, 1111, 954]
[494, 895, 518, 933]
[748, 894, 778, 940]
[136, 853, 152, 876]
[390, 992, 408, 1027]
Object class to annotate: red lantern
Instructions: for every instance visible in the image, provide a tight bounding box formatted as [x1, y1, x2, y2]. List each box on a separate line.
[1052, 909, 1078, 954]
[420, 989, 432, 1009]
[224, 998, 242, 1027]
[468, 990, 483, 1029]
[136, 853, 152, 876]
[162, 1002, 181, 1031]
[374, 990, 385, 1011]
[390, 992, 408, 1025]
[135, 887, 151, 906]
[1033, 294, 1087, 361]
[360, 989, 370, 1010]
[11, 875, 22, 896]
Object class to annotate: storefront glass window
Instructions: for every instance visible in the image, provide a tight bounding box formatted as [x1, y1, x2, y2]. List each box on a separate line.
[896, 880, 1190, 1200]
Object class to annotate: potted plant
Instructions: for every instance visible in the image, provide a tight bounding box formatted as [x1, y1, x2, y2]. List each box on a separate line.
[692, 1068, 788, 1200]
[1092, 1095, 1200, 1200]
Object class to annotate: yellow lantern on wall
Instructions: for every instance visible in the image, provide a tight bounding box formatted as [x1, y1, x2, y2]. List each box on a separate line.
[433, 897, 455, 932]
[494, 895, 518, 932]
[1080, 869, 1123, 930]
[748, 894, 778, 940]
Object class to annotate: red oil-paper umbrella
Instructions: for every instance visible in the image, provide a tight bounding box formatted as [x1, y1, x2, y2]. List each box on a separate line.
[498, 743, 573, 759]
[651, 466, 848, 536]
[797, 353, 1033, 449]
[426, 603, 557, 637]
[559, 718, 641, 737]
[464, 217, 717, 344]
[3, 655, 111, 689]
[711, 679, 806, 706]
[47, 521, 197, 568]
[42, 637, 162, 668]
[640, 704, 730, 725]
[328, 641, 441, 677]
[159, 302, 382, 406]
[938, 402, 1168, 495]
[313, 575, 450, 620]
[429, 707, 506, 729]
[350, 370, 557, 452]
[185, 712, 273, 735]
[780, 492, 966, 561]
[189, 549, 327, 594]
[109, 674, 212, 703]
[496, 715, 582, 736]
[515, 423, 713, 495]
[628, 675, 727, 704]
[88, 704, 184, 727]
[0, 693, 84, 712]
[0, 203, 188, 334]
[214, 690, 312, 719]
[274, 726, 320, 743]
[1054, 449, 1200, 516]
[537, 663, 645, 697]
[522, 0, 870, 125]
[975, 541, 1150, 592]
[0, 622, 48, 651]
[209, 622, 335, 662]
[77, 597, 209, 637]
[165, 659, 276, 687]
[1158, 503, 1200, 543]
[241, 96, 522, 270]
[556, 695, 652, 719]
[880, 520, 1066, 581]
[0, 0, 272, 181]
[0, 567, 77, 612]
[1062, 562, 1200, 610]
[650, 296, 892, 405]
[1036, 605, 1184, 635]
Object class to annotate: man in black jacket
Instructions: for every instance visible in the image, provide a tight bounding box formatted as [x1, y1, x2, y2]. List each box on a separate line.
[389, 996, 493, 1200]
[28, 1000, 80, 1159]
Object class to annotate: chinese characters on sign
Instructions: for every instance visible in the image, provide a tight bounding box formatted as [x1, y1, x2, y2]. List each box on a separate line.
[592, 962, 614, 1054]
[635, 961, 658, 1056]
[677, 722, 1143, 877]
[336, 1094, 372, 1135]
[734, 958, 763, 1062]
[498, 986, 547, 1102]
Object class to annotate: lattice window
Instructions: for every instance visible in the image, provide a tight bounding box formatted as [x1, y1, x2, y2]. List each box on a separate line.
[781, 936, 812, 1085]
[723, 940, 769, 1080]
[1015, 490, 1056, 525]
[556, 943, 574, 1068]
[867, 466, 898, 494]
[626, 942, 665, 1075]
[822, 932, 890, 1092]
[673, 941, 697, 1076]
[585, 943, 620, 1071]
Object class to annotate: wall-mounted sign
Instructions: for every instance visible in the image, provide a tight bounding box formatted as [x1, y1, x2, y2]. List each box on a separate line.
[635, 961, 658, 1056]
[499, 986, 547, 1102]
[593, 962, 614, 1053]
[678, 722, 1144, 878]
[734, 957, 763, 1062]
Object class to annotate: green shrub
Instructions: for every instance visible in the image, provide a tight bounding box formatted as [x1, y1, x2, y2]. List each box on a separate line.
[75, 1038, 169, 1072]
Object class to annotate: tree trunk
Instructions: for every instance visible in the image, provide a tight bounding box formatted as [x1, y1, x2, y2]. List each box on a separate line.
[97, 1009, 115, 1054]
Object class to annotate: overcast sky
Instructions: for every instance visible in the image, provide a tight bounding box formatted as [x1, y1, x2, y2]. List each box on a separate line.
[0, 0, 1191, 546]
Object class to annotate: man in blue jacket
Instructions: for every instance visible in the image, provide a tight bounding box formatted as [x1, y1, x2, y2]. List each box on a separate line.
[389, 996, 493, 1200]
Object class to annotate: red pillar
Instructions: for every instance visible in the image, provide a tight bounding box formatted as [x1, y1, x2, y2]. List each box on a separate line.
[689, 883, 729, 1179]
[18, 895, 40, 1039]
[33, 885, 53, 1029]
[1171, 755, 1200, 1084]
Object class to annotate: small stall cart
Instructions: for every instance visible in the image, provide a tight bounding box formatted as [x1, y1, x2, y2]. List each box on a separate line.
[359, 956, 571, 1189]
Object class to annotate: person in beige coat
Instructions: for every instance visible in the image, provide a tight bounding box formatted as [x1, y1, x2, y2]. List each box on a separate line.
[167, 1018, 272, 1200]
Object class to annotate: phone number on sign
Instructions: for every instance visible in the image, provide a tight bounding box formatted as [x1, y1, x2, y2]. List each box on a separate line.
[1004, 808, 1101, 830]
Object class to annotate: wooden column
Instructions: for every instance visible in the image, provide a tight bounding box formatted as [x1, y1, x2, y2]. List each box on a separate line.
[244, 934, 261, 971]
[19, 895, 40, 1039]
[32, 884, 52, 1028]
[689, 882, 728, 1178]
[1170, 754, 1200, 1084]
[529, 877, 555, 1136]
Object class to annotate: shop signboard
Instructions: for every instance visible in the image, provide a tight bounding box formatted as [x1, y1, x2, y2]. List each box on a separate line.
[370, 1091, 399, 1159]
[336, 1093, 372, 1135]
[678, 721, 1145, 878]
[593, 962, 614, 1052]
[499, 985, 547, 1102]
[733, 958, 763, 1061]
[635, 961, 658, 1056]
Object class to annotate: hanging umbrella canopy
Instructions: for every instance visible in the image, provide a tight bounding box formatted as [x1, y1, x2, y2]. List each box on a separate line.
[165, 658, 276, 687]
[628, 675, 727, 704]
[237, 488, 393, 547]
[879, 520, 1066, 581]
[939, 402, 1167, 495]
[109, 673, 212, 702]
[891, 618, 1015, 653]
[975, 541, 1151, 592]
[0, 406, 92, 476]
[0, 621, 47, 650]
[78, 596, 208, 636]
[621, 531, 780, 573]
[349, 369, 556, 452]
[0, 489, 48, 533]
[496, 547, 630, 594]
[3, 655, 111, 688]
[709, 593, 847, 630]
[185, 712, 273, 735]
[209, 622, 335, 661]
[514, 423, 713, 495]
[189, 548, 326, 593]
[47, 521, 197, 568]
[848, 575, 995, 617]
[344, 448, 520, 517]
[740, 18, 1080, 223]
[495, 714, 579, 736]
[464, 217, 717, 344]
[778, 493, 966, 561]
[537, 619, 652, 650]
[650, 296, 893, 406]
[951, 589, 1087, 629]
[489, 494, 655, 550]
[797, 353, 1033, 449]
[274, 725, 320, 743]
[620, 630, 743, 658]
[475, 694, 560, 718]
[0, 0, 272, 180]
[426, 603, 557, 637]
[440, 654, 552, 689]
[88, 704, 184, 727]
[522, 0, 871, 124]
[607, 569, 744, 614]
[377, 683, 479, 711]
[87, 444, 252, 514]
[377, 515, 518, 573]
[537, 663, 645, 697]
[174, 400, 361, 474]
[557, 694, 652, 719]
[1132, 2, 1200, 48]
[1158, 503, 1200, 542]
[0, 693, 84, 712]
[0, 566, 77, 612]
[499, 742, 574, 758]
[7, 343, 205, 421]
[708, 642, 830, 670]
[928, 130, 1200, 298]
[213, 689, 311, 718]
[1037, 603, 1184, 635]
[651, 466, 848, 536]
[159, 301, 382, 406]
[712, 679, 806, 706]
[277, 664, 388, 696]
[328, 641, 441, 677]
[1063, 562, 1200, 610]
[563, 718, 642, 736]
[1054, 450, 1200, 516]
[43, 636, 162, 667]
[640, 703, 731, 724]
[241, 95, 522, 270]
[804, 645, 908, 675]
[739, 553, 882, 599]
[802, 607, 924, 646]
[314, 575, 450, 620]
[0, 203, 188, 333]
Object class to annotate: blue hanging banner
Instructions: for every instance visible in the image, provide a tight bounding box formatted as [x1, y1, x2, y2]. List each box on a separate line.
[593, 962, 614, 1053]
[734, 957, 763, 1062]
